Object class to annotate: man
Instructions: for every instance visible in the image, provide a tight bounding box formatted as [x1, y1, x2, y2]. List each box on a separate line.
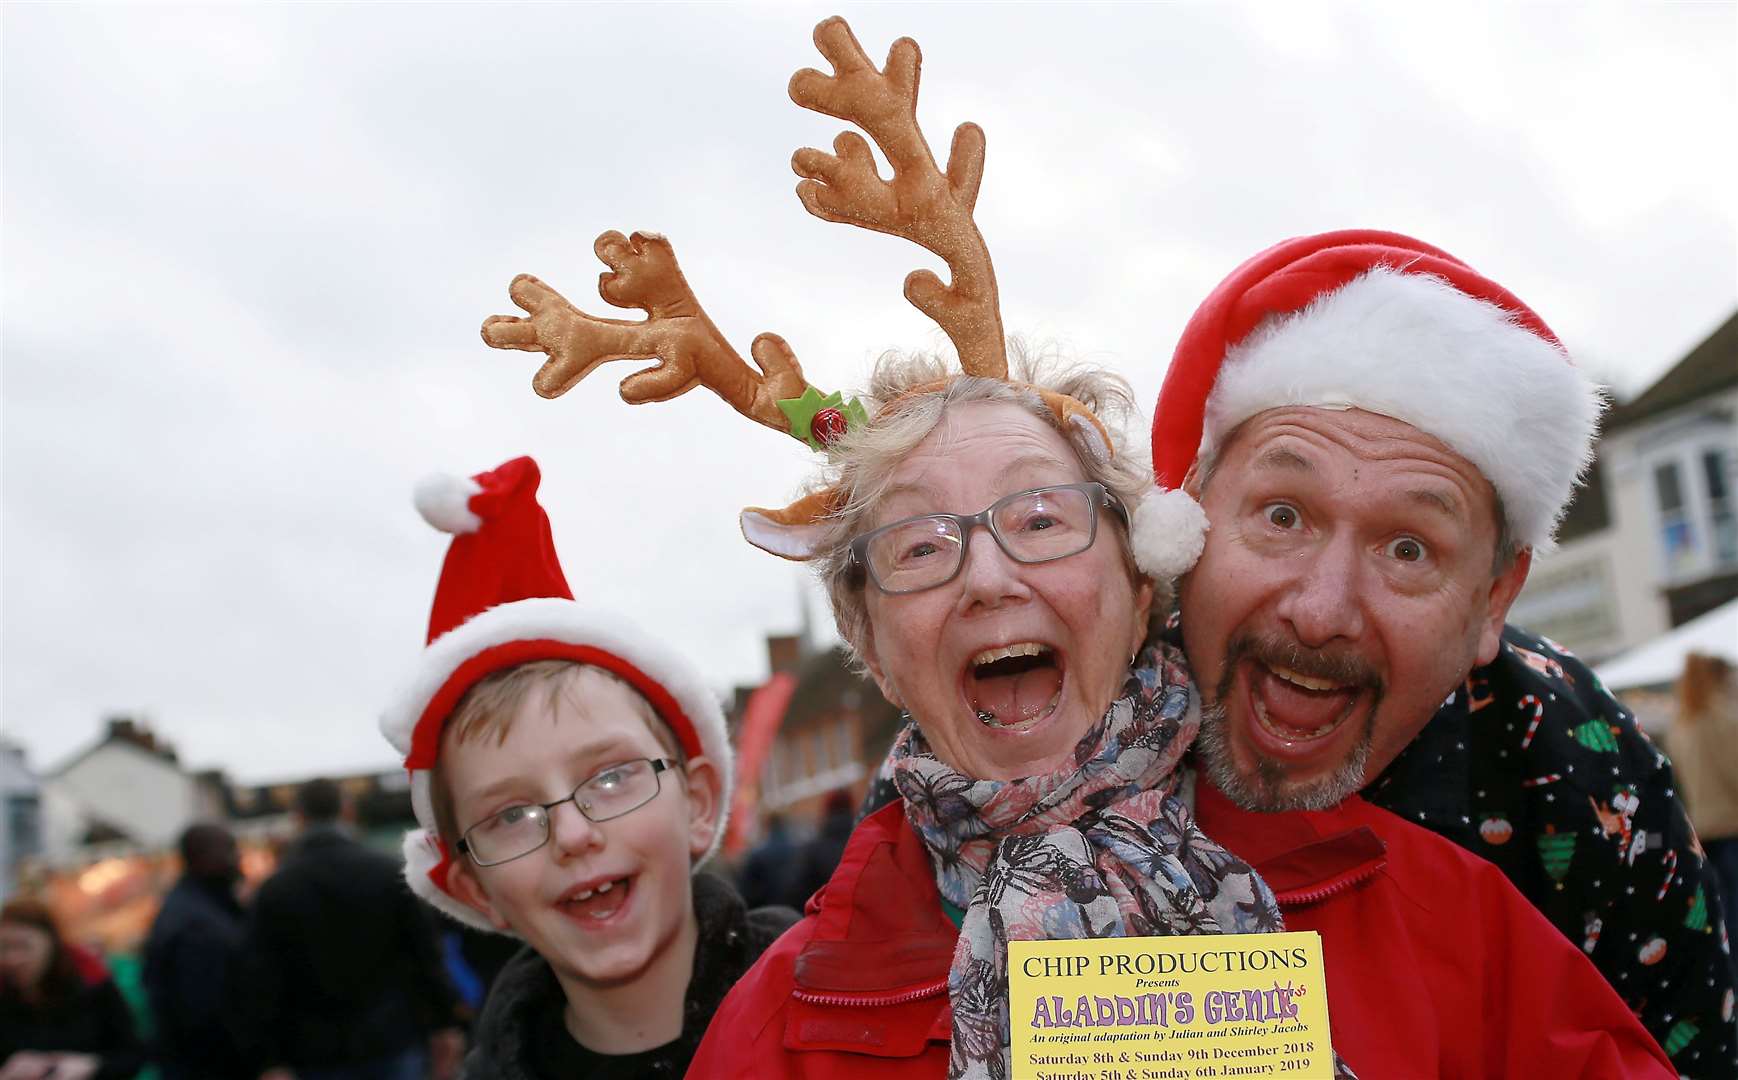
[236, 779, 464, 1080]
[737, 813, 802, 911]
[1153, 229, 1734, 1076]
[787, 791, 855, 908]
[144, 822, 250, 1079]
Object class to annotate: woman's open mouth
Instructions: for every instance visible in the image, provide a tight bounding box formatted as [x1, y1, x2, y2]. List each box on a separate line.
[963, 642, 1064, 731]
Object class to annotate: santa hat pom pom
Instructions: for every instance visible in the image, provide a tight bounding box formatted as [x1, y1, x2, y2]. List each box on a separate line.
[1130, 487, 1210, 581]
[414, 473, 484, 535]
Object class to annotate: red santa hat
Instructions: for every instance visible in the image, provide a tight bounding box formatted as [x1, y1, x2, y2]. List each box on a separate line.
[1149, 229, 1604, 555]
[379, 455, 733, 932]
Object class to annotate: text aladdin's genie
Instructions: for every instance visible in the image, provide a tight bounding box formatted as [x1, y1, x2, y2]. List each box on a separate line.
[1024, 944, 1307, 1030]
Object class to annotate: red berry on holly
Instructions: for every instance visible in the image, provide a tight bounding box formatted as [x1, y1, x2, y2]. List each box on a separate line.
[811, 407, 848, 446]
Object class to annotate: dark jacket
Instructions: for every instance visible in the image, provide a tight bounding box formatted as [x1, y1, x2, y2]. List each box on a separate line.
[143, 874, 249, 1078]
[0, 949, 145, 1080]
[788, 808, 855, 910]
[738, 821, 802, 911]
[1367, 625, 1737, 1078]
[462, 871, 796, 1080]
[235, 825, 461, 1070]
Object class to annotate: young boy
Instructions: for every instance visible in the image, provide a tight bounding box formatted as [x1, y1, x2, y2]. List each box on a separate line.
[379, 456, 798, 1078]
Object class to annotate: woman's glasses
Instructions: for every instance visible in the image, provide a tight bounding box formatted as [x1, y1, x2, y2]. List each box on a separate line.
[849, 482, 1128, 596]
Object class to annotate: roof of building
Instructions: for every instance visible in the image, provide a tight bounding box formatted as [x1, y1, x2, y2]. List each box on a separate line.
[46, 717, 186, 779]
[1606, 310, 1738, 432]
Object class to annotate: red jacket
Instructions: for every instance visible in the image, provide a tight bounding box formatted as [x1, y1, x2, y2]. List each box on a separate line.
[689, 794, 1674, 1078]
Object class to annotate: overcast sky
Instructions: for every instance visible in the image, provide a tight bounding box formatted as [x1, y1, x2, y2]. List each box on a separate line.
[4, 3, 1734, 784]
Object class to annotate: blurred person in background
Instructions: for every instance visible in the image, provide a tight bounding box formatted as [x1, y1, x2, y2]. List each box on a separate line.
[736, 813, 802, 911]
[786, 792, 853, 910]
[234, 779, 464, 1080]
[0, 898, 144, 1080]
[143, 822, 250, 1080]
[1671, 653, 1738, 952]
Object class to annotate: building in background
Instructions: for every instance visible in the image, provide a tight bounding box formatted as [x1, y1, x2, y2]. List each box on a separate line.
[0, 739, 43, 902]
[1510, 311, 1738, 667]
[18, 716, 417, 954]
[725, 632, 902, 856]
[39, 717, 230, 859]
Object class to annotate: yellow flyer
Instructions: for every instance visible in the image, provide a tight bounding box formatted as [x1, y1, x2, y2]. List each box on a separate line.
[1008, 932, 1334, 1080]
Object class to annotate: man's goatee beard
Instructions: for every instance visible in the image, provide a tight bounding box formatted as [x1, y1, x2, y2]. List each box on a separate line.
[1195, 630, 1384, 812]
[1196, 698, 1373, 812]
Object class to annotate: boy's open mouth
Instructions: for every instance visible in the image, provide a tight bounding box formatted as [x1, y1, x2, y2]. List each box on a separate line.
[963, 642, 1063, 730]
[558, 876, 632, 922]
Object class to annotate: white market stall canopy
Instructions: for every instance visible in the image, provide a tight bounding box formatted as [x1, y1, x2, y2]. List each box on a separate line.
[1594, 597, 1738, 693]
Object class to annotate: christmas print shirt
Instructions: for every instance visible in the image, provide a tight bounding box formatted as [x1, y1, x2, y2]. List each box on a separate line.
[1367, 624, 1736, 1078]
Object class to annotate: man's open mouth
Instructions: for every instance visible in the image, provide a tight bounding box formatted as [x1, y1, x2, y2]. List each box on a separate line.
[964, 642, 1064, 730]
[557, 876, 633, 922]
[1249, 660, 1367, 744]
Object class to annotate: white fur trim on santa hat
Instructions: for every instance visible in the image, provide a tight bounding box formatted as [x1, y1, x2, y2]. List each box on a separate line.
[1200, 267, 1604, 554]
[414, 473, 484, 535]
[401, 826, 504, 933]
[1131, 487, 1210, 581]
[380, 597, 734, 867]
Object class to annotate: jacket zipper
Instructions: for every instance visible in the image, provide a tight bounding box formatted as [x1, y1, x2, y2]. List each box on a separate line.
[1274, 861, 1382, 907]
[793, 980, 949, 1008]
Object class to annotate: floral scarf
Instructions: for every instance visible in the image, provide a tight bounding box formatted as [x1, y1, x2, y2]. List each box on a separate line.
[892, 642, 1353, 1080]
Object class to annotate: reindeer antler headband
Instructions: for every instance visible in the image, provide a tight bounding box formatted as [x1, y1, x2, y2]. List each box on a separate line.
[482, 17, 1113, 561]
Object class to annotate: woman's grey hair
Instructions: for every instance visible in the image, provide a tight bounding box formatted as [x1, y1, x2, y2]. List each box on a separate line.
[811, 342, 1161, 671]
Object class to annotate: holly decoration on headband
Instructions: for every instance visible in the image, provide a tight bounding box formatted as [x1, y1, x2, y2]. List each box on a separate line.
[778, 388, 870, 450]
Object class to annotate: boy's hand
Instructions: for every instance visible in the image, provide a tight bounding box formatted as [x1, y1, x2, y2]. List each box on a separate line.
[0, 1056, 98, 1080]
[430, 1028, 466, 1080]
[0, 1052, 54, 1080]
[46, 1056, 98, 1080]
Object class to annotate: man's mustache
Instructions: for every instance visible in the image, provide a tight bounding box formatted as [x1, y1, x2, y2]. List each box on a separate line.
[1222, 630, 1382, 692]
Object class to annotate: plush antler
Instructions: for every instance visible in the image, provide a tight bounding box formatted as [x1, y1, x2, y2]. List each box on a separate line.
[789, 17, 1007, 378]
[481, 230, 808, 435]
[483, 19, 1113, 564]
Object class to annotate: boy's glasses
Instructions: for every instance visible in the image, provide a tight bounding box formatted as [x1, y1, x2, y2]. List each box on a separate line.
[848, 482, 1129, 596]
[457, 757, 676, 867]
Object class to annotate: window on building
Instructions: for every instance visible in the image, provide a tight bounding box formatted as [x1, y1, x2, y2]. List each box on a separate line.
[1703, 448, 1737, 566]
[802, 728, 822, 778]
[763, 736, 789, 803]
[1655, 461, 1698, 576]
[832, 716, 857, 769]
[6, 795, 41, 861]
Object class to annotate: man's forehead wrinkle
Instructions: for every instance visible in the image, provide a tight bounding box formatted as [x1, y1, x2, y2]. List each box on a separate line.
[1405, 487, 1464, 520]
[1241, 409, 1485, 485]
[1250, 445, 1314, 473]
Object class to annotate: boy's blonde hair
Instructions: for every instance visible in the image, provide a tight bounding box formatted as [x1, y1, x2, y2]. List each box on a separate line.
[429, 659, 685, 846]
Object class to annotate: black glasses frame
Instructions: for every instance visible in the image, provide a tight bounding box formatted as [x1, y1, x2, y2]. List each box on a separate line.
[848, 482, 1130, 596]
[456, 757, 677, 867]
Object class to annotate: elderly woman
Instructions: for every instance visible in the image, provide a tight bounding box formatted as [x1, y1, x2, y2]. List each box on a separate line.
[685, 354, 1282, 1079]
[480, 19, 1313, 1079]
